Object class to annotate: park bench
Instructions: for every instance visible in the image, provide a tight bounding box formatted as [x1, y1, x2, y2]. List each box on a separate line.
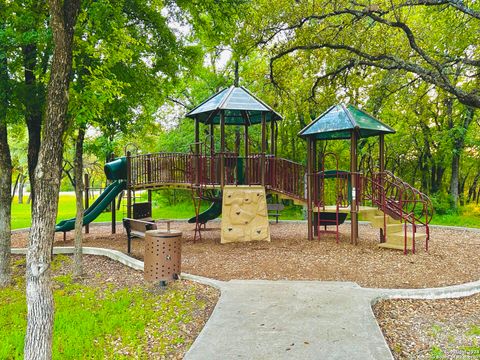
[122, 202, 172, 254]
[267, 203, 284, 223]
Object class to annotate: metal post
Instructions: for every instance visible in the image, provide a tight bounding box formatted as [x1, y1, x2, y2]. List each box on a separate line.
[244, 122, 249, 184]
[84, 173, 89, 234]
[350, 132, 358, 245]
[261, 112, 266, 186]
[307, 137, 313, 240]
[194, 118, 200, 184]
[312, 139, 317, 201]
[220, 111, 225, 188]
[126, 151, 132, 218]
[379, 134, 385, 243]
[110, 154, 116, 234]
[210, 122, 215, 155]
[270, 119, 275, 156]
[379, 134, 385, 174]
[209, 122, 214, 183]
[147, 152, 152, 203]
[111, 193, 116, 234]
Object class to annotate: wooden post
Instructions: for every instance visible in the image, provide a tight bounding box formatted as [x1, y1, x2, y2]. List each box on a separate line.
[307, 137, 313, 240]
[350, 132, 358, 245]
[220, 111, 225, 188]
[261, 112, 266, 186]
[126, 151, 132, 219]
[84, 173, 89, 234]
[379, 134, 385, 243]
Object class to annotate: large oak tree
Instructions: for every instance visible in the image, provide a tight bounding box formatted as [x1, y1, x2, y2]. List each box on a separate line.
[24, 0, 80, 358]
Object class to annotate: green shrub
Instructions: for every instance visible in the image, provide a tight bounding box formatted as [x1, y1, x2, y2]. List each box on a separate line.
[431, 192, 457, 215]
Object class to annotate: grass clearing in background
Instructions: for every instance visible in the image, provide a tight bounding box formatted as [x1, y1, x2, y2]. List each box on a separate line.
[11, 194, 480, 230]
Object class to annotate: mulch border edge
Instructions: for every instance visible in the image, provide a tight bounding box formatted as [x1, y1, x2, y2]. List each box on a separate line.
[11, 246, 224, 290]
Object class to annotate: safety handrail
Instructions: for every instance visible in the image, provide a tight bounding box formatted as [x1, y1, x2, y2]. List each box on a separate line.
[361, 171, 433, 226]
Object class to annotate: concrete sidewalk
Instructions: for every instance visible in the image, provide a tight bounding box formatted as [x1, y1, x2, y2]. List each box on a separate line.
[185, 280, 393, 360]
[13, 246, 480, 360]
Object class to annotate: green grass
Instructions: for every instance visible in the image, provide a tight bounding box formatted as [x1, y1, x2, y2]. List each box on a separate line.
[10, 194, 207, 230]
[11, 195, 117, 230]
[10, 194, 480, 230]
[428, 324, 480, 359]
[430, 203, 480, 228]
[0, 256, 206, 359]
[430, 213, 480, 228]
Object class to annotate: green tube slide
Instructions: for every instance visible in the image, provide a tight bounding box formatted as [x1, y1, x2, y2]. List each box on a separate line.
[55, 180, 126, 232]
[55, 156, 128, 233]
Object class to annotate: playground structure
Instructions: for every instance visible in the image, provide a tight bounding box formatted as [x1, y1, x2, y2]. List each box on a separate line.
[56, 86, 433, 254]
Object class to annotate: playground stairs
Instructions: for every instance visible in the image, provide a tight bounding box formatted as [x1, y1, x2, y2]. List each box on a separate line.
[361, 208, 426, 251]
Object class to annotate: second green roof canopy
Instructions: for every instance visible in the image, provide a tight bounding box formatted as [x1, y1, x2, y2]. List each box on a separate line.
[298, 104, 395, 140]
[186, 86, 282, 125]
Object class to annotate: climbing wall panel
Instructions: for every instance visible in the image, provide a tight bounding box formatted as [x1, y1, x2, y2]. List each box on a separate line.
[221, 185, 271, 244]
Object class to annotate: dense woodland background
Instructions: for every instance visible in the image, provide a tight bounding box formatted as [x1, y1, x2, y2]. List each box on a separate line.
[2, 0, 480, 216]
[1, 1, 478, 356]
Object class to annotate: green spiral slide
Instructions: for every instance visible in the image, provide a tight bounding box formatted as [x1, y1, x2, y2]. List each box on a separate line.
[55, 157, 127, 233]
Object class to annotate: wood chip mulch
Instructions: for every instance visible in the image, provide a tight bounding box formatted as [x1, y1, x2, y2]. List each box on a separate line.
[373, 295, 480, 359]
[12, 221, 480, 289]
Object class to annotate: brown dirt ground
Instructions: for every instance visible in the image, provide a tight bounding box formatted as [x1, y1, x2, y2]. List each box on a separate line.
[12, 221, 480, 288]
[373, 294, 480, 359]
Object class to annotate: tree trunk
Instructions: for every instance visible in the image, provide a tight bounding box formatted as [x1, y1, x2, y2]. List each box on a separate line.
[24, 0, 80, 358]
[467, 173, 479, 203]
[18, 175, 26, 204]
[0, 121, 11, 288]
[449, 106, 474, 207]
[431, 164, 445, 194]
[73, 125, 85, 278]
[23, 43, 43, 206]
[0, 20, 12, 287]
[450, 152, 460, 206]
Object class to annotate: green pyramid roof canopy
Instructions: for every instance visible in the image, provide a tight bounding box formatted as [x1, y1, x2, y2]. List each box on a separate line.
[186, 86, 282, 125]
[298, 104, 395, 140]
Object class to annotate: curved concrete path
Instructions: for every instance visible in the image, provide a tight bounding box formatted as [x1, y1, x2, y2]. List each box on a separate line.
[185, 280, 393, 360]
[12, 247, 480, 360]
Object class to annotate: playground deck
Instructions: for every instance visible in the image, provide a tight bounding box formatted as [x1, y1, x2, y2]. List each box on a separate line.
[124, 151, 432, 252]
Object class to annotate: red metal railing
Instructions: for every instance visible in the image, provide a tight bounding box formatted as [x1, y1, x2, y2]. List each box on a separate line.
[313, 171, 350, 209]
[268, 157, 306, 201]
[129, 152, 193, 187]
[360, 171, 433, 226]
[360, 170, 433, 253]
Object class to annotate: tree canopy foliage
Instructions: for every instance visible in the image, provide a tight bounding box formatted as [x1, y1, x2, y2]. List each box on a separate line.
[0, 1, 479, 353]
[1, 0, 479, 207]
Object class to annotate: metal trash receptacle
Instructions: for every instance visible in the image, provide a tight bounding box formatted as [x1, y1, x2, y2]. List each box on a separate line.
[144, 229, 182, 283]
